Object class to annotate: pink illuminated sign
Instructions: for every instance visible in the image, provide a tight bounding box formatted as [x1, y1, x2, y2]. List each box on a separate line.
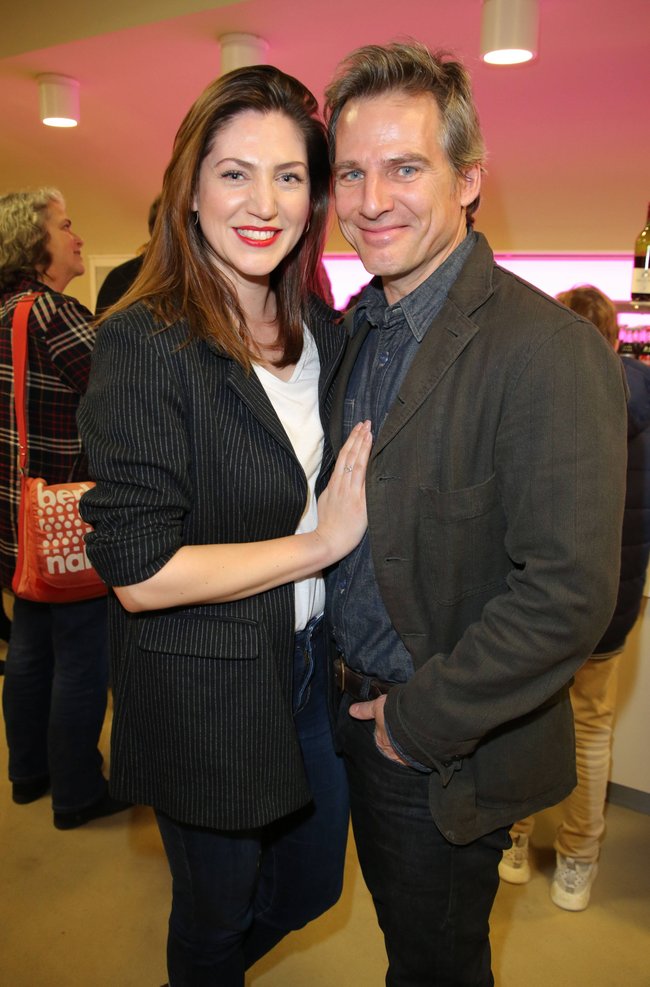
[322, 253, 645, 324]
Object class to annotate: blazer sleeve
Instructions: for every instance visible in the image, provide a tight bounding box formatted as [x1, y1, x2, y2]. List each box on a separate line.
[385, 317, 629, 766]
[77, 311, 191, 587]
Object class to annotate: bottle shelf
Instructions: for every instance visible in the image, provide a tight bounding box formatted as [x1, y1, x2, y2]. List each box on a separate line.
[615, 300, 650, 314]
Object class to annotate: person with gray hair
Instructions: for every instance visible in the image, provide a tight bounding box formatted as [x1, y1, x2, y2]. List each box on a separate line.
[0, 188, 129, 829]
[324, 41, 628, 985]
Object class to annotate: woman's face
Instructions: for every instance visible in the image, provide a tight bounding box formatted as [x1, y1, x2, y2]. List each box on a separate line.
[193, 109, 311, 291]
[40, 198, 84, 291]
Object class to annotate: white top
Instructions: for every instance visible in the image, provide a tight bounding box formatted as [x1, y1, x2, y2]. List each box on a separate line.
[253, 326, 324, 631]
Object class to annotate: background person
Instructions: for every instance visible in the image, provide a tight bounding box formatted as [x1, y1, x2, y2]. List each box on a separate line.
[499, 285, 650, 910]
[0, 594, 10, 651]
[95, 194, 161, 314]
[0, 188, 128, 829]
[323, 42, 628, 986]
[78, 66, 371, 986]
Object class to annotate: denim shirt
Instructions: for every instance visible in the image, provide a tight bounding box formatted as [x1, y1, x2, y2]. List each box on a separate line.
[328, 231, 477, 682]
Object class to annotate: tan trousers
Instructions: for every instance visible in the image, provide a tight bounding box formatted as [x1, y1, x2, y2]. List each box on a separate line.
[511, 653, 622, 863]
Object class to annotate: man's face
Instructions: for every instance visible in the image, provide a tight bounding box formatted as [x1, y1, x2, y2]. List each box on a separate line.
[333, 92, 480, 304]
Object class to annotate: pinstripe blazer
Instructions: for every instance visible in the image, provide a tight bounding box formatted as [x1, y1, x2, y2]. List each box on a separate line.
[78, 296, 345, 829]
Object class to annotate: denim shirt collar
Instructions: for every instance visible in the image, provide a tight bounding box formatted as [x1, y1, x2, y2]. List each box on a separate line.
[355, 229, 478, 341]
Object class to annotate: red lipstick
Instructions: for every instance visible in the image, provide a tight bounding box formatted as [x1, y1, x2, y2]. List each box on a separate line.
[234, 227, 281, 247]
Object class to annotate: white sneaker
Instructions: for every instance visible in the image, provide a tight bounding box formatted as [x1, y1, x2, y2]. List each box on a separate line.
[498, 834, 531, 884]
[550, 852, 598, 911]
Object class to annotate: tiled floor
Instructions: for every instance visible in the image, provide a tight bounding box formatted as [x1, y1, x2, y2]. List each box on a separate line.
[1, 649, 649, 986]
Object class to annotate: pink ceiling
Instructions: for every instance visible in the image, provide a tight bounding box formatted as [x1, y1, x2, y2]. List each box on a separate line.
[1, 0, 648, 256]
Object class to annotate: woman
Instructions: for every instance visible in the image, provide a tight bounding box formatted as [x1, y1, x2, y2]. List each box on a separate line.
[78, 66, 371, 984]
[0, 188, 128, 828]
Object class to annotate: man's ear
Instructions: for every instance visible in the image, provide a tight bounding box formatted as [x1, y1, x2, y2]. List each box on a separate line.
[459, 163, 481, 207]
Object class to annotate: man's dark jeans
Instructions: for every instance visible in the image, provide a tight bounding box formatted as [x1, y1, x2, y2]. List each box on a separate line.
[3, 595, 109, 811]
[337, 695, 510, 987]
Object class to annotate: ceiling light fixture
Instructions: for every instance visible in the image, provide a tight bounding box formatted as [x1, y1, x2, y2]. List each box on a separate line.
[218, 33, 269, 75]
[480, 0, 539, 65]
[38, 73, 80, 127]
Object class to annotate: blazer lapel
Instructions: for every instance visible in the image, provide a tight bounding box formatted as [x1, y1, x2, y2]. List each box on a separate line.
[373, 303, 479, 456]
[225, 360, 295, 457]
[329, 307, 478, 458]
[329, 318, 372, 455]
[333, 233, 496, 458]
[309, 311, 347, 479]
[222, 308, 347, 465]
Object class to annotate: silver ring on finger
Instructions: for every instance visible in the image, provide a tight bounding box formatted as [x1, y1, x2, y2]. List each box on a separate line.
[344, 464, 353, 473]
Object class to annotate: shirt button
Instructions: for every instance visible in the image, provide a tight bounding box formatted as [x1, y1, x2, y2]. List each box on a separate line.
[377, 351, 390, 367]
[339, 579, 347, 593]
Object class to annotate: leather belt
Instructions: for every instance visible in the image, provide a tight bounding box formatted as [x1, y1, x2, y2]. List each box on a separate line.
[334, 656, 394, 702]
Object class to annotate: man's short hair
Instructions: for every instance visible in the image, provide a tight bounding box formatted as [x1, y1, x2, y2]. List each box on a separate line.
[324, 41, 485, 224]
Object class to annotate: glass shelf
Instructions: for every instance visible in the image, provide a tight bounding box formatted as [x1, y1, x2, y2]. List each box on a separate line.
[615, 300, 650, 315]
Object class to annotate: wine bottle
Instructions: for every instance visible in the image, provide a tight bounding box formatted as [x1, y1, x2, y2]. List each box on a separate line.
[633, 327, 645, 358]
[632, 202, 650, 301]
[640, 329, 650, 364]
[618, 327, 637, 359]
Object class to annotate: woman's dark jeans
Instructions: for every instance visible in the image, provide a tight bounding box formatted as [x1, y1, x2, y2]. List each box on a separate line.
[156, 614, 349, 987]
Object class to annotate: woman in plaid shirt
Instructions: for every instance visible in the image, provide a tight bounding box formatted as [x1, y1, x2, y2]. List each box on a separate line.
[0, 188, 130, 828]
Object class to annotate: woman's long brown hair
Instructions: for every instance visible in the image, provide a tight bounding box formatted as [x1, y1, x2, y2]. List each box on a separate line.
[101, 65, 331, 369]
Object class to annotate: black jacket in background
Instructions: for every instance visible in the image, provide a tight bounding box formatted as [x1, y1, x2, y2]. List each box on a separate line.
[595, 356, 650, 653]
[95, 256, 143, 314]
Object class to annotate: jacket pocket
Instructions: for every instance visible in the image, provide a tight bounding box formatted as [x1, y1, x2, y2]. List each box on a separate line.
[137, 612, 259, 660]
[474, 693, 574, 807]
[420, 473, 507, 605]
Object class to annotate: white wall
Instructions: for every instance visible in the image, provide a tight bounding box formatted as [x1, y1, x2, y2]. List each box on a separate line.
[611, 597, 650, 796]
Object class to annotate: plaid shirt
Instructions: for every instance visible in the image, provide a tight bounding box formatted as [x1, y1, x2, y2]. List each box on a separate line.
[0, 278, 96, 586]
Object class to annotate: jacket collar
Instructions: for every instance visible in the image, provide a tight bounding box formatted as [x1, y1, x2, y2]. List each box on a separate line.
[331, 233, 496, 456]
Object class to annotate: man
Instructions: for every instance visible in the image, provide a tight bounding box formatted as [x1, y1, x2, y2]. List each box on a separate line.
[324, 42, 628, 986]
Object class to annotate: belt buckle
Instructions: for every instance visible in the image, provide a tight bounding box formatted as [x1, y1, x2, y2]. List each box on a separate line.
[335, 656, 346, 693]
